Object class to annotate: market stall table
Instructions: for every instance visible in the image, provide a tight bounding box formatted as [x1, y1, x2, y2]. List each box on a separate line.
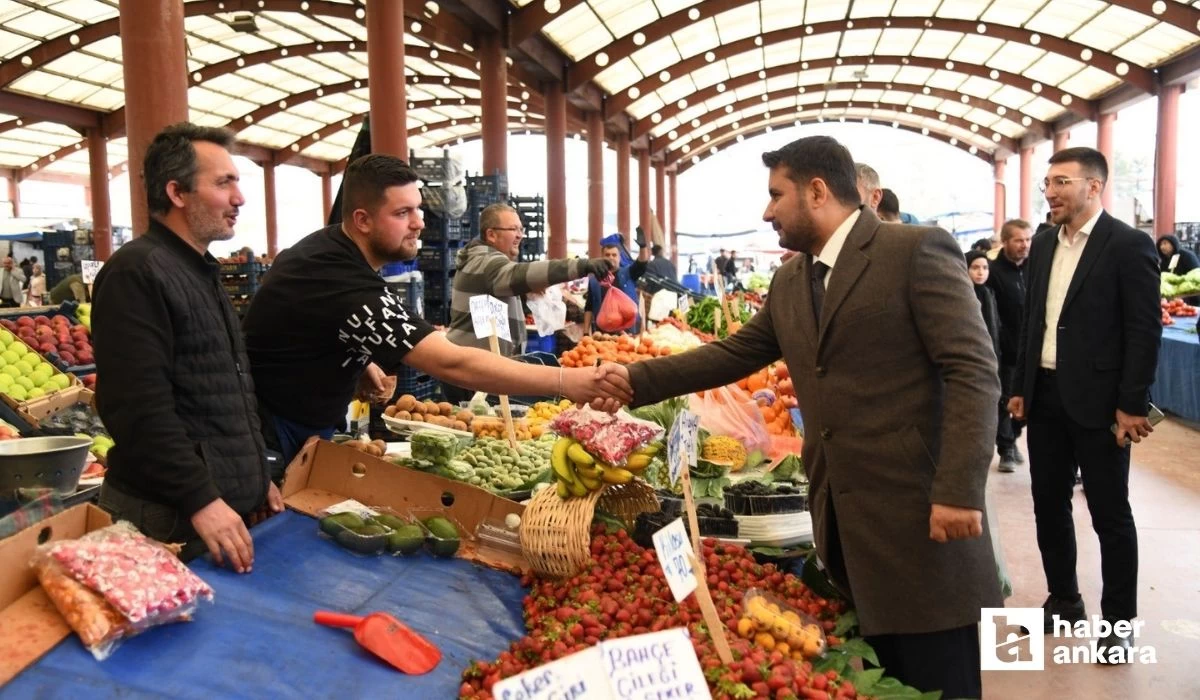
[1153, 315, 1199, 423]
[3, 511, 527, 698]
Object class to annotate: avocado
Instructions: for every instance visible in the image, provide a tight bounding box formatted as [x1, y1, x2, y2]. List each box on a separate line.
[370, 513, 409, 531]
[387, 524, 425, 555]
[427, 536, 461, 558]
[320, 512, 366, 536]
[422, 516, 459, 540]
[334, 525, 390, 554]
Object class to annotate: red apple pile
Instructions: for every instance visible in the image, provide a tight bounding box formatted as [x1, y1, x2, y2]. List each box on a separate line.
[459, 528, 865, 700]
[0, 315, 94, 367]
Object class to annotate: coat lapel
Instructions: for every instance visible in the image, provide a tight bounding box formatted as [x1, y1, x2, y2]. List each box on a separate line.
[798, 256, 819, 349]
[818, 210, 877, 345]
[1061, 211, 1113, 313]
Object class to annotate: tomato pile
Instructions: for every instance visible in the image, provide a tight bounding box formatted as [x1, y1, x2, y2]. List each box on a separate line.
[559, 333, 673, 367]
[459, 528, 865, 700]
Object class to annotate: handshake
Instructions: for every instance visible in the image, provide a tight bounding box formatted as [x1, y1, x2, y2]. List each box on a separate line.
[560, 362, 634, 413]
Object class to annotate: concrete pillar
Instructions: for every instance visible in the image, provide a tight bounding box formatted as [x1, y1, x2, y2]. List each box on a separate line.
[366, 0, 407, 157]
[263, 160, 278, 257]
[544, 81, 567, 259]
[479, 32, 508, 176]
[1154, 84, 1181, 237]
[655, 163, 665, 240]
[616, 132, 631, 236]
[1096, 112, 1116, 211]
[587, 111, 604, 258]
[6, 175, 18, 218]
[668, 169, 678, 268]
[1052, 130, 1069, 153]
[120, 0, 189, 234]
[993, 158, 1006, 237]
[321, 169, 333, 224]
[1019, 146, 1033, 222]
[638, 149, 650, 238]
[87, 129, 113, 261]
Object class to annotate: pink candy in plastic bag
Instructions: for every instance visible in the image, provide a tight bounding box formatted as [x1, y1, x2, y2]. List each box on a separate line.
[550, 406, 664, 465]
[32, 521, 214, 660]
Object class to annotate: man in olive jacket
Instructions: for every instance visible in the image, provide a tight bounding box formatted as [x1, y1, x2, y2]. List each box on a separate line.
[603, 136, 1001, 697]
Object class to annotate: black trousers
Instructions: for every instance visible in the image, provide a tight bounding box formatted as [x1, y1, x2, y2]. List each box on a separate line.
[1027, 371, 1137, 621]
[996, 363, 1024, 452]
[865, 625, 982, 699]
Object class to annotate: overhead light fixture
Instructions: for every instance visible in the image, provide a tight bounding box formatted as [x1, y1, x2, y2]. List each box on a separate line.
[230, 13, 259, 33]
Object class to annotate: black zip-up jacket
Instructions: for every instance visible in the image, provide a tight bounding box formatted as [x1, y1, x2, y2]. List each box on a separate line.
[93, 220, 268, 517]
[985, 251, 1027, 365]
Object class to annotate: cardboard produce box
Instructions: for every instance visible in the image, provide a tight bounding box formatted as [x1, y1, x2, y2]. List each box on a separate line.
[281, 438, 528, 571]
[0, 503, 112, 685]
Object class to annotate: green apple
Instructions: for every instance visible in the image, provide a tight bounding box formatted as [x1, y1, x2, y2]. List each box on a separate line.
[31, 374, 48, 388]
[0, 375, 13, 389]
[0, 351, 17, 364]
[6, 385, 27, 401]
[49, 374, 71, 390]
[2, 366, 20, 379]
[9, 343, 27, 358]
[16, 377, 33, 391]
[26, 387, 44, 399]
[14, 360, 33, 375]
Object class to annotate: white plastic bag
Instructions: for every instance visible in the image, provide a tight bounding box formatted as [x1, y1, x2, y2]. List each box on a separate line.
[527, 286, 567, 337]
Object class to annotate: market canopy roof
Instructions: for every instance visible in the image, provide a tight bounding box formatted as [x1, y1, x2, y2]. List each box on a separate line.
[1, 0, 1198, 179]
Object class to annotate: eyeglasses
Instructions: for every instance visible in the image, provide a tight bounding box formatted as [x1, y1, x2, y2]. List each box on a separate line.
[489, 226, 524, 235]
[1038, 176, 1095, 193]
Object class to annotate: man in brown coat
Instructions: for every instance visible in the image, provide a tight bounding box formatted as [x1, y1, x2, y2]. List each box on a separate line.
[602, 136, 1001, 697]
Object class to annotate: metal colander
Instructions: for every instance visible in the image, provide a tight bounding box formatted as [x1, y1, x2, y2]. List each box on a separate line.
[0, 436, 92, 495]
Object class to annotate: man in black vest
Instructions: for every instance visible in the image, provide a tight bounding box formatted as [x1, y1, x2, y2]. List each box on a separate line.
[93, 123, 277, 574]
[986, 219, 1032, 472]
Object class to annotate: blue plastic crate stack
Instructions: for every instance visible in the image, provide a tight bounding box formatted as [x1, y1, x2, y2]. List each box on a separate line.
[220, 261, 269, 315]
[511, 194, 545, 262]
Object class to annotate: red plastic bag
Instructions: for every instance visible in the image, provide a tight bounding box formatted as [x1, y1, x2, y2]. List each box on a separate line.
[596, 284, 637, 332]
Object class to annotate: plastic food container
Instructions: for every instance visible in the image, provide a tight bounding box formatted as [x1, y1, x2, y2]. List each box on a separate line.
[739, 588, 828, 660]
[723, 484, 809, 516]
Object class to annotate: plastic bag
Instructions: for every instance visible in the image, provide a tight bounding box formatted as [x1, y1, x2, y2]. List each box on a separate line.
[550, 406, 664, 466]
[527, 286, 567, 337]
[739, 588, 828, 660]
[596, 284, 637, 333]
[32, 522, 214, 659]
[690, 386, 770, 465]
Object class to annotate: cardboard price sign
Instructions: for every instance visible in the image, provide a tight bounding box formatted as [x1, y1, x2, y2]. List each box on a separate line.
[80, 260, 103, 284]
[469, 294, 511, 343]
[493, 646, 609, 700]
[600, 628, 711, 699]
[666, 410, 700, 484]
[651, 518, 698, 603]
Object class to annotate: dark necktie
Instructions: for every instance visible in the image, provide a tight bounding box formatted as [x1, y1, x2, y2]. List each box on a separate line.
[810, 259, 830, 324]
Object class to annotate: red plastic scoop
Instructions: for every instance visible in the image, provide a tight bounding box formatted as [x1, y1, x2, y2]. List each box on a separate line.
[313, 610, 441, 674]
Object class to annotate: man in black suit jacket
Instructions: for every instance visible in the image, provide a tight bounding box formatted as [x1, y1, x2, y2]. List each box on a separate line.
[1008, 147, 1161, 663]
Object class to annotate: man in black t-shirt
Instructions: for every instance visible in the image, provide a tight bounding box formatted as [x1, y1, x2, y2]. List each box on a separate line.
[244, 154, 633, 465]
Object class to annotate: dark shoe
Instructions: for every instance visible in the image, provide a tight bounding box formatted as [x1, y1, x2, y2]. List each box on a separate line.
[1096, 630, 1133, 664]
[1013, 446, 1026, 464]
[998, 448, 1017, 472]
[1043, 595, 1086, 633]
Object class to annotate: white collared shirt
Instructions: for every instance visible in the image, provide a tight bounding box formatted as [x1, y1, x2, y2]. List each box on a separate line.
[1040, 208, 1103, 369]
[814, 209, 862, 289]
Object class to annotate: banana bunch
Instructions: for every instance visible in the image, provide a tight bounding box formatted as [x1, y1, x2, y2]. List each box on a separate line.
[550, 438, 659, 499]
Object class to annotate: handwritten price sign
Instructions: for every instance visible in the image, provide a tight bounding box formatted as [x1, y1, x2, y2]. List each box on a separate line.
[652, 518, 697, 603]
[469, 294, 511, 343]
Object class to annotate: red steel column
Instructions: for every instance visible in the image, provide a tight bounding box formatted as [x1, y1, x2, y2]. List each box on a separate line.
[263, 160, 278, 257]
[1154, 84, 1181, 237]
[1019, 146, 1033, 221]
[587, 111, 604, 258]
[87, 129, 113, 261]
[120, 0, 188, 235]
[638, 150, 650, 236]
[544, 81, 568, 259]
[366, 0, 407, 157]
[1052, 130, 1069, 153]
[479, 32, 508, 176]
[993, 158, 1006, 237]
[321, 169, 333, 223]
[1097, 112, 1116, 212]
[668, 169, 678, 267]
[7, 175, 19, 218]
[655, 163, 665, 239]
[616, 132, 631, 236]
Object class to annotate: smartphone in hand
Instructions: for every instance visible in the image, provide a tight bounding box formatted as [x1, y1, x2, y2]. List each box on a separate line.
[1110, 403, 1166, 444]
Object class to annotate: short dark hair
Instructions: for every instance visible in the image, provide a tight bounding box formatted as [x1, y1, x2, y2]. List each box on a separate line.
[1048, 146, 1108, 183]
[878, 188, 900, 216]
[342, 154, 420, 221]
[972, 238, 993, 252]
[1000, 219, 1032, 242]
[651, 244, 663, 256]
[143, 122, 236, 217]
[762, 136, 862, 207]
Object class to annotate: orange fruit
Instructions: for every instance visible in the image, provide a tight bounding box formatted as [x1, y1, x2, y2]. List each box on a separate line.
[753, 632, 776, 651]
[736, 617, 755, 639]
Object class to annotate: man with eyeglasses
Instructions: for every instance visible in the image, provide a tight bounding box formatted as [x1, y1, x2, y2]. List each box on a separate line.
[1008, 147, 1161, 661]
[444, 202, 613, 402]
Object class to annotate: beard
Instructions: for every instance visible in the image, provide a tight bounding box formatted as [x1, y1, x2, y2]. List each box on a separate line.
[369, 229, 420, 264]
[186, 205, 236, 245]
[777, 206, 819, 253]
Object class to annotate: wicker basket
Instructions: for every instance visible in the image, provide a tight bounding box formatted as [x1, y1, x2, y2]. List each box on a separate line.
[519, 485, 604, 578]
[597, 479, 660, 527]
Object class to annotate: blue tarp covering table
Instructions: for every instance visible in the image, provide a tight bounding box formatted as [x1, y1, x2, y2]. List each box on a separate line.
[1153, 315, 1199, 423]
[2, 511, 528, 698]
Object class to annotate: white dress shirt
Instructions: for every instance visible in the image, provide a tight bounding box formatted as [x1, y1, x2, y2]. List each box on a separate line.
[1040, 208, 1103, 369]
[814, 209, 862, 290]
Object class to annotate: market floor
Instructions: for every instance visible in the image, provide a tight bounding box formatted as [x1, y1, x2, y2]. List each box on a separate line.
[982, 417, 1200, 700]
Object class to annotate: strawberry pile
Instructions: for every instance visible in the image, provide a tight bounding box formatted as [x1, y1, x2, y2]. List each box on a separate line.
[460, 528, 866, 700]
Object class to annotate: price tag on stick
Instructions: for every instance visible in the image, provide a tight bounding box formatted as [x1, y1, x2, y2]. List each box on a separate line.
[666, 410, 700, 485]
[80, 260, 103, 285]
[493, 646, 609, 700]
[469, 294, 511, 343]
[487, 318, 519, 449]
[652, 518, 698, 603]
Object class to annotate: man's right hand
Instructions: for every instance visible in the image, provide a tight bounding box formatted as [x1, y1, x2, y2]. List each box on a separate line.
[1007, 396, 1025, 421]
[191, 498, 254, 573]
[585, 258, 615, 278]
